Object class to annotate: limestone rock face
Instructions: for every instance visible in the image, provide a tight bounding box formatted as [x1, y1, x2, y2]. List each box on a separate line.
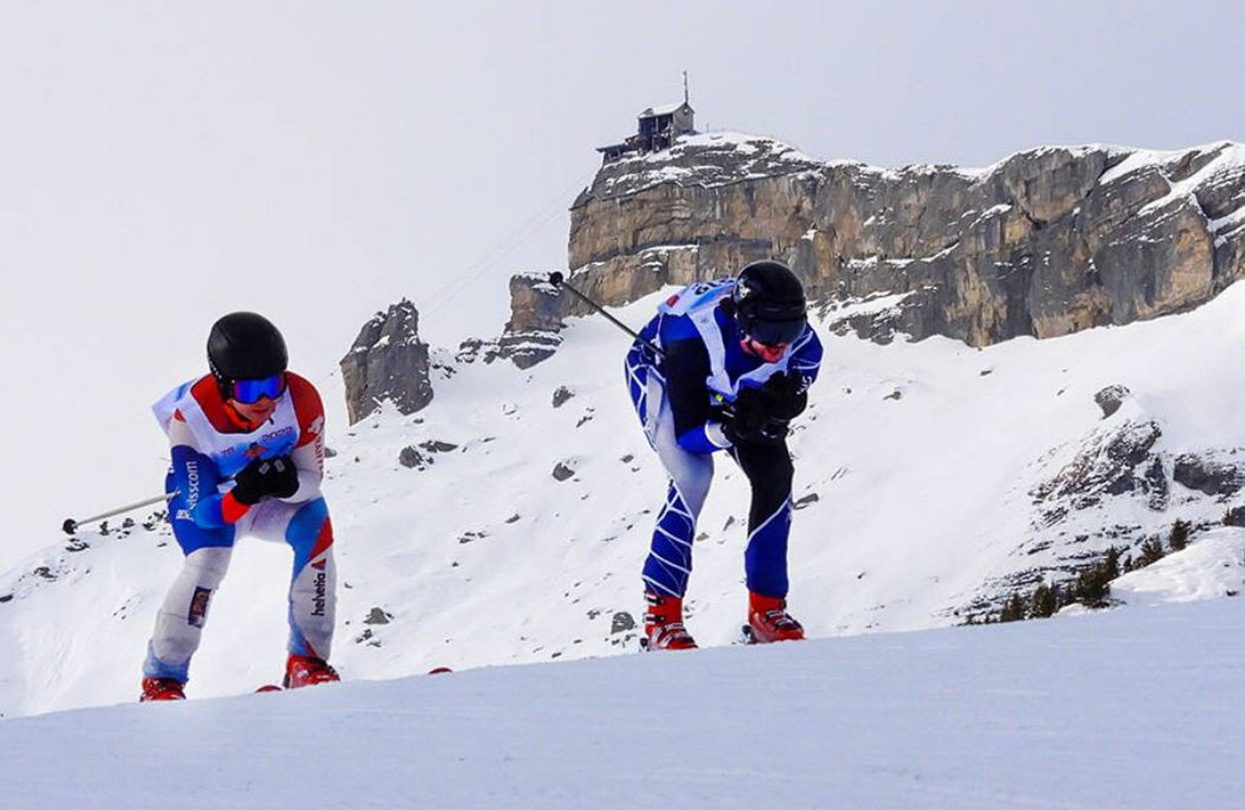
[340, 299, 433, 424]
[505, 132, 1245, 361]
[495, 273, 565, 369]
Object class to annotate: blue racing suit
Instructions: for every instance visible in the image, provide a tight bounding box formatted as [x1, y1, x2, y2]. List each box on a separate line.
[625, 279, 822, 598]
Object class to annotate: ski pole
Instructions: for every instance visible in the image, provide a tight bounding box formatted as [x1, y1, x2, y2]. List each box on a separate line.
[63, 490, 180, 535]
[547, 271, 664, 357]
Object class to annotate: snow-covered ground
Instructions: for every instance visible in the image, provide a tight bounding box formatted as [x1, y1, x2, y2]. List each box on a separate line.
[1, 596, 1243, 809]
[0, 282, 1242, 720]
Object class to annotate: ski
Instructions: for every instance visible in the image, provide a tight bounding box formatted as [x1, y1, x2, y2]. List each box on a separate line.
[256, 668, 449, 690]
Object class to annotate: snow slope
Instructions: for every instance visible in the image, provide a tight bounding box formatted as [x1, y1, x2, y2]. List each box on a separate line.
[1, 597, 1243, 809]
[0, 282, 1242, 718]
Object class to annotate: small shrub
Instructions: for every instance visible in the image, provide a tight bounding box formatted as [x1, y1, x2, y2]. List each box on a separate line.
[1136, 535, 1166, 568]
[1168, 519, 1191, 552]
[1031, 584, 1057, 618]
[999, 593, 1025, 623]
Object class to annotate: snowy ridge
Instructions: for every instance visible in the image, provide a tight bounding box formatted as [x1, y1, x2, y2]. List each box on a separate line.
[0, 283, 1243, 719]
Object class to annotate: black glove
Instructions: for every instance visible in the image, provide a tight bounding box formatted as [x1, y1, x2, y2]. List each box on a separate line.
[758, 372, 808, 420]
[721, 387, 789, 447]
[230, 455, 300, 505]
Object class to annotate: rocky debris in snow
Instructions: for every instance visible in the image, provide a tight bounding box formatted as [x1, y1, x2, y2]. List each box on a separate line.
[610, 611, 636, 634]
[363, 607, 392, 625]
[793, 493, 821, 510]
[1094, 384, 1131, 418]
[552, 462, 577, 482]
[398, 446, 430, 470]
[399, 440, 458, 470]
[552, 386, 575, 408]
[354, 628, 381, 647]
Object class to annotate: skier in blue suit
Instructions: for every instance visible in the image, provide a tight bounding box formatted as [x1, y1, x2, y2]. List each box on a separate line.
[625, 260, 823, 649]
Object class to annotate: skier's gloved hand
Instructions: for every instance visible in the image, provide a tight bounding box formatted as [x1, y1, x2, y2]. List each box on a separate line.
[264, 455, 301, 499]
[724, 414, 789, 446]
[722, 388, 789, 446]
[760, 372, 808, 420]
[230, 455, 300, 505]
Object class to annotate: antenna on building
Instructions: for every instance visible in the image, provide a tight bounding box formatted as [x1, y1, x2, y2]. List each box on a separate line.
[683, 70, 690, 105]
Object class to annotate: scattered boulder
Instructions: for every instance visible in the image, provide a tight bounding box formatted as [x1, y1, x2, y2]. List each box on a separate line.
[1094, 384, 1131, 419]
[610, 611, 636, 634]
[552, 461, 577, 481]
[793, 493, 821, 510]
[552, 386, 575, 408]
[398, 446, 430, 470]
[364, 608, 392, 625]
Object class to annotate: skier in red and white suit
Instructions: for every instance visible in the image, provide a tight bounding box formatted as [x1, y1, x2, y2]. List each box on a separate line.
[140, 312, 339, 701]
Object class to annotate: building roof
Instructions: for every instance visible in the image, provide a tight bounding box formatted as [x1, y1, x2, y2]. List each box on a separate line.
[638, 102, 692, 118]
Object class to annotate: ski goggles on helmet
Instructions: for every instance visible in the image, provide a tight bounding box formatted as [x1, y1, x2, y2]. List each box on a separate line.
[742, 336, 789, 363]
[229, 373, 287, 404]
[744, 316, 805, 349]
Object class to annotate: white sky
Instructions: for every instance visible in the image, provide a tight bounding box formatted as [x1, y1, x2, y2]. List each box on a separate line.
[1, 0, 1242, 566]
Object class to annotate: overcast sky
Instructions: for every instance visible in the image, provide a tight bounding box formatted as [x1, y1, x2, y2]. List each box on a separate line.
[1, 1, 1242, 565]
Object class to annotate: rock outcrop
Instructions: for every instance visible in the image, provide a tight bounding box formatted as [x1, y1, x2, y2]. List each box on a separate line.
[340, 299, 433, 424]
[493, 273, 565, 368]
[500, 132, 1245, 361]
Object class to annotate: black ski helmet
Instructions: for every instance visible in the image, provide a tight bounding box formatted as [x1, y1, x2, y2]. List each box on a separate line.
[731, 260, 807, 345]
[207, 312, 288, 386]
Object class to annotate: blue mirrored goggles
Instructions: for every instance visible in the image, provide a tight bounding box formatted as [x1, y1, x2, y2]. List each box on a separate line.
[229, 373, 287, 404]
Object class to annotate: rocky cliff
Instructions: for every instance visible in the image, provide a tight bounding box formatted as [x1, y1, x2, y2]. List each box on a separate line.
[340, 299, 433, 424]
[502, 132, 1245, 356]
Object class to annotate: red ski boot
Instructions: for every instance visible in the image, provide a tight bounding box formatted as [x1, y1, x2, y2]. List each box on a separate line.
[284, 654, 340, 688]
[140, 677, 186, 702]
[642, 591, 698, 651]
[746, 592, 805, 643]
